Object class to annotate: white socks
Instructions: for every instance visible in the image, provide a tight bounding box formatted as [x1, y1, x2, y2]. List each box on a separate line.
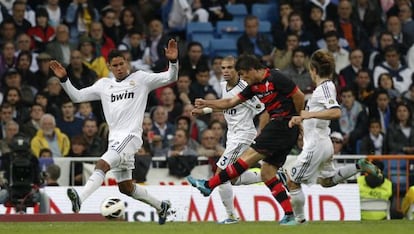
[233, 170, 262, 185]
[218, 182, 235, 218]
[131, 184, 162, 211]
[290, 188, 306, 221]
[80, 169, 105, 203]
[332, 164, 358, 184]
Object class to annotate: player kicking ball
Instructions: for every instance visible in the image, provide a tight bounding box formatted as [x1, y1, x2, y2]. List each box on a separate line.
[286, 49, 383, 224]
[50, 39, 179, 225]
[187, 54, 305, 225]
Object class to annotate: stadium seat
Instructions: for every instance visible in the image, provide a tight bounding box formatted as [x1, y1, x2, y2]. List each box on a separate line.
[210, 39, 238, 58]
[191, 33, 215, 53]
[251, 3, 279, 23]
[186, 22, 214, 42]
[360, 198, 391, 220]
[258, 20, 272, 40]
[225, 4, 248, 22]
[215, 20, 244, 40]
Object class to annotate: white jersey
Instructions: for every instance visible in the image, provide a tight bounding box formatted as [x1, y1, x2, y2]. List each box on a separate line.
[221, 79, 264, 144]
[61, 62, 179, 142]
[302, 80, 340, 150]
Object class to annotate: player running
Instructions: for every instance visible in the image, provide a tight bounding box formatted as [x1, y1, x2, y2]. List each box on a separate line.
[287, 49, 383, 224]
[49, 39, 179, 225]
[192, 56, 266, 224]
[187, 54, 305, 225]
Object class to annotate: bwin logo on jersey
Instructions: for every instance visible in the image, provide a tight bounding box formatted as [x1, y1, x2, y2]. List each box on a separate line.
[223, 108, 237, 115]
[111, 90, 134, 102]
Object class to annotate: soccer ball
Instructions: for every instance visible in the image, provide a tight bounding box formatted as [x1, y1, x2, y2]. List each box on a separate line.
[100, 197, 125, 220]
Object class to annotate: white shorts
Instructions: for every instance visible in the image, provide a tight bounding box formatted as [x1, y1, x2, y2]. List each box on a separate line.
[101, 134, 141, 182]
[289, 137, 335, 184]
[216, 141, 250, 170]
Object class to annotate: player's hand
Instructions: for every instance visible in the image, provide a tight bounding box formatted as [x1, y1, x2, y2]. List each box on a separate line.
[194, 98, 207, 108]
[49, 60, 67, 79]
[300, 110, 312, 119]
[191, 108, 204, 116]
[288, 116, 302, 128]
[165, 39, 178, 61]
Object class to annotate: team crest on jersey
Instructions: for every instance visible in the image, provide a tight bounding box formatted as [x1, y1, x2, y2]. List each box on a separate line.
[328, 99, 335, 104]
[129, 80, 136, 86]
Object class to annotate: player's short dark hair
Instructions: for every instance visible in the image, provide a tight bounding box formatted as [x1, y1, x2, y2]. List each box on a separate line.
[235, 54, 265, 71]
[108, 50, 126, 63]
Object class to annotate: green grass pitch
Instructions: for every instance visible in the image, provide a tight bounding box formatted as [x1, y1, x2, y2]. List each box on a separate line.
[0, 221, 412, 234]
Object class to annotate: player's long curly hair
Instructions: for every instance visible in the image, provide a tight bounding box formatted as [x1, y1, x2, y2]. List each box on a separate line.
[309, 49, 335, 79]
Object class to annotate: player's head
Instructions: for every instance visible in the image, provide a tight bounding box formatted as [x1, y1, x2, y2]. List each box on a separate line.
[108, 49, 130, 80]
[235, 54, 265, 85]
[221, 56, 238, 82]
[309, 49, 335, 80]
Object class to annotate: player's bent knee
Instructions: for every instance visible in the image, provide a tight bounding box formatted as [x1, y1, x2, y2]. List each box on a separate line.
[317, 177, 336, 187]
[118, 181, 134, 195]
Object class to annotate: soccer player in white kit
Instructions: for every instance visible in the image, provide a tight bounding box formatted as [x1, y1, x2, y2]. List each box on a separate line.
[49, 39, 179, 224]
[192, 56, 265, 224]
[287, 49, 383, 224]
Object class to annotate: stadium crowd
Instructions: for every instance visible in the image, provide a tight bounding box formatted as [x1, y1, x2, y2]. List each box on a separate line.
[0, 0, 413, 210]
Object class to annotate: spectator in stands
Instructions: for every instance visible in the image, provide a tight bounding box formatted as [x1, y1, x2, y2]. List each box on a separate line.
[33, 52, 53, 91]
[305, 3, 324, 41]
[304, 0, 338, 22]
[175, 115, 200, 150]
[324, 31, 350, 74]
[0, 120, 19, 155]
[74, 102, 95, 120]
[15, 51, 37, 90]
[166, 0, 193, 33]
[273, 33, 300, 70]
[0, 42, 17, 79]
[26, 7, 55, 53]
[353, 0, 382, 40]
[357, 160, 393, 220]
[317, 19, 350, 51]
[398, 3, 414, 43]
[180, 41, 209, 81]
[44, 76, 70, 118]
[166, 128, 198, 177]
[151, 105, 176, 155]
[373, 45, 413, 94]
[197, 129, 224, 173]
[0, 2, 9, 25]
[145, 18, 171, 72]
[3, 68, 35, 106]
[44, 0, 62, 28]
[335, 0, 369, 51]
[331, 87, 369, 153]
[174, 71, 192, 106]
[384, 102, 414, 154]
[118, 8, 145, 43]
[80, 118, 106, 157]
[30, 113, 70, 157]
[191, 0, 209, 23]
[202, 0, 233, 26]
[377, 72, 401, 106]
[0, 103, 13, 139]
[56, 98, 83, 139]
[89, 21, 116, 61]
[101, 0, 125, 26]
[15, 33, 38, 72]
[9, 1, 32, 36]
[359, 119, 385, 155]
[272, 1, 293, 49]
[160, 87, 182, 125]
[66, 50, 98, 89]
[3, 87, 30, 124]
[0, 19, 17, 51]
[368, 89, 395, 134]
[189, 65, 217, 103]
[208, 119, 226, 148]
[39, 148, 52, 158]
[339, 48, 365, 89]
[78, 36, 109, 78]
[237, 15, 273, 66]
[182, 103, 207, 142]
[67, 135, 88, 185]
[45, 24, 76, 67]
[100, 8, 120, 45]
[386, 15, 414, 55]
[65, 0, 99, 44]
[208, 56, 223, 98]
[281, 48, 313, 94]
[118, 29, 151, 72]
[20, 103, 44, 139]
[402, 83, 414, 124]
[45, 164, 60, 186]
[352, 69, 376, 108]
[368, 31, 396, 70]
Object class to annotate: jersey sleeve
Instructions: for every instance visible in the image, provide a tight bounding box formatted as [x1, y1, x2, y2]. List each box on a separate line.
[317, 82, 340, 109]
[242, 96, 265, 115]
[60, 78, 102, 103]
[270, 71, 299, 96]
[136, 61, 179, 90]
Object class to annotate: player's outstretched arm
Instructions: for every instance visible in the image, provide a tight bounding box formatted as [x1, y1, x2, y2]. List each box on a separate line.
[195, 96, 241, 110]
[49, 60, 67, 79]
